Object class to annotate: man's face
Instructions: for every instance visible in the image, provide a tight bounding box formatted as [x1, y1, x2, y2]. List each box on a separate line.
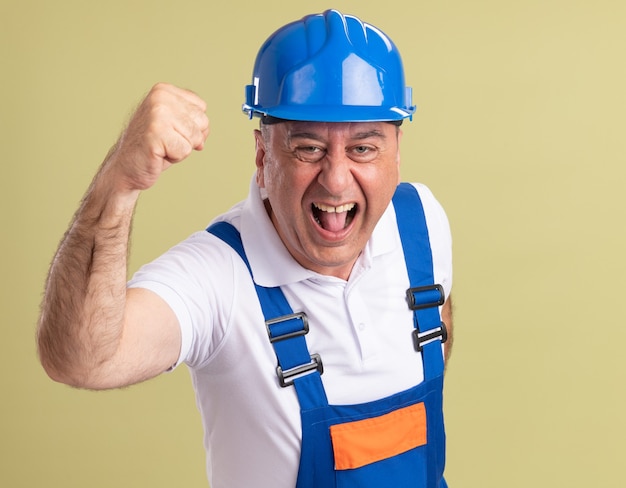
[255, 121, 402, 280]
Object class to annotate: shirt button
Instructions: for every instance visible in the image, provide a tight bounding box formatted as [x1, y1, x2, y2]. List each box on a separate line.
[358, 323, 366, 331]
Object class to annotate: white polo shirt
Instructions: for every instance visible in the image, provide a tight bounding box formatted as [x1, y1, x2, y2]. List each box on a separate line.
[128, 177, 452, 488]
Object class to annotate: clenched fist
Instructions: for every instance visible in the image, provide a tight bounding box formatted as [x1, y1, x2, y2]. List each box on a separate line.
[108, 83, 210, 192]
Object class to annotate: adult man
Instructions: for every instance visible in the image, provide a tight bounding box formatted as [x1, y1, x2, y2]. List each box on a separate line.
[38, 9, 453, 488]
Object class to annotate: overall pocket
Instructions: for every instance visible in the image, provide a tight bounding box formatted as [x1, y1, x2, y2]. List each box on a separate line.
[330, 402, 428, 487]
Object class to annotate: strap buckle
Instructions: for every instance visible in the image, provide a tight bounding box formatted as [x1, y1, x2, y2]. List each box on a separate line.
[266, 312, 309, 343]
[406, 284, 444, 310]
[412, 323, 448, 352]
[276, 353, 324, 388]
[266, 312, 324, 387]
[407, 284, 447, 352]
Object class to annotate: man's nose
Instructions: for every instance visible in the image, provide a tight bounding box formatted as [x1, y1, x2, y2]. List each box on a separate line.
[317, 152, 353, 195]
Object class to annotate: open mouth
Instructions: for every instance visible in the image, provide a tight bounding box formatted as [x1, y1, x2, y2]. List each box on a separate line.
[312, 202, 357, 232]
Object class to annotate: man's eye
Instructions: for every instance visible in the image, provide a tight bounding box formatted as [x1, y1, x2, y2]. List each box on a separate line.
[351, 145, 378, 161]
[295, 146, 325, 161]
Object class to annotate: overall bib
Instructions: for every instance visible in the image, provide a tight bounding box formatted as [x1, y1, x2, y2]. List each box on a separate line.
[208, 183, 448, 487]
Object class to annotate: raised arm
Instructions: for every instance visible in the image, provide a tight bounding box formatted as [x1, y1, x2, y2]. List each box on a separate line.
[37, 83, 209, 390]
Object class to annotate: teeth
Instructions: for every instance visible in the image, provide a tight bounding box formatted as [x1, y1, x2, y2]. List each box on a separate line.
[314, 202, 356, 213]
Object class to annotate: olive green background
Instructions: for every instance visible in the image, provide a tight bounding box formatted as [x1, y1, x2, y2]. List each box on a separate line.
[2, 0, 625, 486]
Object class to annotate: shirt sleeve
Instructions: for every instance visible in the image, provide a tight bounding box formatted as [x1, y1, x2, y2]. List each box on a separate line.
[412, 183, 453, 299]
[127, 230, 237, 370]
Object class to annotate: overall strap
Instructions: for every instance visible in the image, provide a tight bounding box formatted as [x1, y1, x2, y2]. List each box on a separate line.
[392, 183, 447, 380]
[207, 221, 327, 409]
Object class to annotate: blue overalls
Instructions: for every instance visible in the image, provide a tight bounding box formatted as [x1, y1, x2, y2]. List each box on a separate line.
[208, 183, 448, 487]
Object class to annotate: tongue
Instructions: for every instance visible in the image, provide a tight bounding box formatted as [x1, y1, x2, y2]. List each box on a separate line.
[319, 210, 347, 232]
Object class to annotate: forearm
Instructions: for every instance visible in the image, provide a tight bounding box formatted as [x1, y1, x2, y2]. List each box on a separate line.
[37, 83, 209, 388]
[37, 156, 139, 386]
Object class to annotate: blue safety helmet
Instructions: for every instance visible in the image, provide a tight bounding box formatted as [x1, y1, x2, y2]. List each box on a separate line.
[242, 10, 416, 123]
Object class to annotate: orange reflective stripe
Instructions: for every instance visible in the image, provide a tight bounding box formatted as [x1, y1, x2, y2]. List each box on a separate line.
[330, 402, 427, 470]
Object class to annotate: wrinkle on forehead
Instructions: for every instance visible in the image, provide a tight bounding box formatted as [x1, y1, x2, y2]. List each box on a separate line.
[283, 121, 393, 144]
[260, 121, 401, 156]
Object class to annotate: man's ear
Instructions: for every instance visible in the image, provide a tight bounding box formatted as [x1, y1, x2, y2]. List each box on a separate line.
[254, 129, 266, 188]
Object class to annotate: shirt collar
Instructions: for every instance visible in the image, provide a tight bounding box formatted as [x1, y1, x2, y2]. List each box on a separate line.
[240, 176, 400, 287]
